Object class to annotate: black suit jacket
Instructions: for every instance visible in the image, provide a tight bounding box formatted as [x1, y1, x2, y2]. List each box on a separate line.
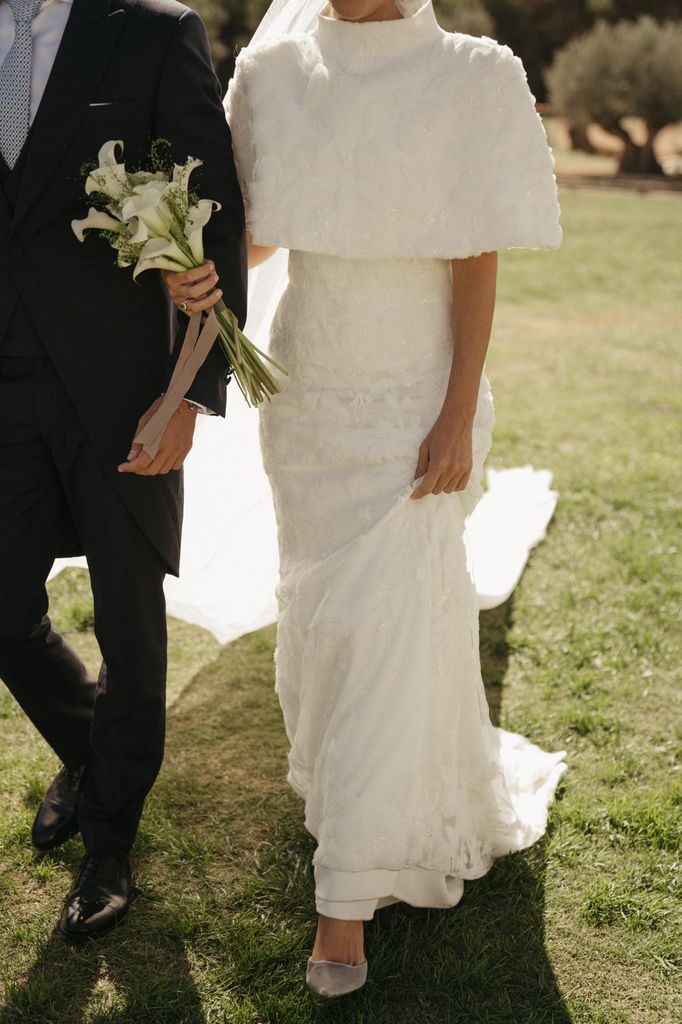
[0, 0, 247, 574]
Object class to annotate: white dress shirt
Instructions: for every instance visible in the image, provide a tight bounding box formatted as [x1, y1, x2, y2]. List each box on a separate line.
[0, 0, 72, 123]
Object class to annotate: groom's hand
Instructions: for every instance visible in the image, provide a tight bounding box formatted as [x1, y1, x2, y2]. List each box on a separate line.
[162, 261, 222, 315]
[118, 397, 198, 476]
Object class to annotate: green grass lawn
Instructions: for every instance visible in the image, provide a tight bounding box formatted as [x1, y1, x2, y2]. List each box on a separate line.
[1, 188, 680, 1023]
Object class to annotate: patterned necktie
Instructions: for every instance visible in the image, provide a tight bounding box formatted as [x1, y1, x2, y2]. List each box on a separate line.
[0, 0, 45, 168]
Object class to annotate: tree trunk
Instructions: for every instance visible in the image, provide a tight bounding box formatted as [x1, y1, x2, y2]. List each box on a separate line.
[633, 123, 664, 175]
[600, 120, 664, 176]
[568, 122, 597, 154]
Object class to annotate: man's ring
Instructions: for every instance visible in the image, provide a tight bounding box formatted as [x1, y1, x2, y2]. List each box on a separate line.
[178, 300, 189, 312]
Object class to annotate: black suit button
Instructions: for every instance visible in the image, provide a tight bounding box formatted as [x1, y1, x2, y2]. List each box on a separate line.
[10, 245, 25, 260]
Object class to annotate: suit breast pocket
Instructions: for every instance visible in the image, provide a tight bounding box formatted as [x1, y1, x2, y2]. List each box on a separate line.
[82, 99, 139, 128]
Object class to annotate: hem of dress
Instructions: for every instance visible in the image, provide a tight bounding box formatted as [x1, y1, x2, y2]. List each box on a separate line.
[314, 865, 465, 921]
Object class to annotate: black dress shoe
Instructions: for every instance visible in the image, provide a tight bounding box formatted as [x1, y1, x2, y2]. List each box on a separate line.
[59, 853, 131, 941]
[31, 764, 85, 852]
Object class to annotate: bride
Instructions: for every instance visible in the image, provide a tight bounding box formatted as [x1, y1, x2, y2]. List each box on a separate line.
[166, 0, 567, 999]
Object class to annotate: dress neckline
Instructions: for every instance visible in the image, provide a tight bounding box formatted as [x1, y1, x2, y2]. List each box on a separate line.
[316, 1, 442, 74]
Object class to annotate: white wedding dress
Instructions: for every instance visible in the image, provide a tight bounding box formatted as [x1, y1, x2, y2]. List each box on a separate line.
[225, 1, 567, 919]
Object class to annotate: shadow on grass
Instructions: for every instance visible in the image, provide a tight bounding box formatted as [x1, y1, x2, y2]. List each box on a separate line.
[0, 871, 206, 1024]
[0, 834, 205, 1024]
[152, 612, 570, 1024]
[212, 824, 572, 1024]
[480, 595, 516, 727]
[0, 598, 570, 1024]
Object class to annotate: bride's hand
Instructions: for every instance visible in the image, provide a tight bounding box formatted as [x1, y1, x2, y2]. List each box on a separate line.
[161, 260, 222, 315]
[411, 410, 474, 499]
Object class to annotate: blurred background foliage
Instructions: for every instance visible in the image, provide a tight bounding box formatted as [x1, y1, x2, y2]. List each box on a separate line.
[191, 0, 682, 176]
[547, 16, 682, 173]
[192, 0, 682, 94]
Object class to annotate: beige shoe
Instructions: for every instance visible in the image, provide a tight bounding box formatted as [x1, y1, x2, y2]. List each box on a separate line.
[306, 957, 368, 998]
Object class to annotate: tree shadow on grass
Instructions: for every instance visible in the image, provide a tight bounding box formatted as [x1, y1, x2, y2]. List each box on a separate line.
[480, 595, 516, 727]
[0, 843, 206, 1024]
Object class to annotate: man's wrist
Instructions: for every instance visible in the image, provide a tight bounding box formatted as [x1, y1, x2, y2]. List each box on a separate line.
[181, 398, 204, 415]
[159, 394, 215, 416]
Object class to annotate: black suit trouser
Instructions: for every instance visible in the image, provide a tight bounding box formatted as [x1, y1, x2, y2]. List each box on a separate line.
[0, 355, 167, 854]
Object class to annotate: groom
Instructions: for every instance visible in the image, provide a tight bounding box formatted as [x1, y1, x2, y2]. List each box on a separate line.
[0, 0, 246, 938]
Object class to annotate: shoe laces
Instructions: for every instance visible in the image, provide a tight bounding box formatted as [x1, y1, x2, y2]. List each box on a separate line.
[56, 764, 84, 793]
[80, 855, 116, 884]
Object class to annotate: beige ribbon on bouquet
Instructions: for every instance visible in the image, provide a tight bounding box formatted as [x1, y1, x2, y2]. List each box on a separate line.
[134, 310, 221, 459]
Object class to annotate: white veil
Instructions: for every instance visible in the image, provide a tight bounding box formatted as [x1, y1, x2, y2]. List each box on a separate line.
[238, 0, 327, 357]
[246, 0, 425, 47]
[49, 0, 559, 643]
[249, 0, 326, 46]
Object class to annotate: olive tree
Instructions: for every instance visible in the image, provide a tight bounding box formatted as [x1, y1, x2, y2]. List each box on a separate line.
[547, 16, 682, 174]
[435, 0, 494, 37]
[480, 0, 682, 101]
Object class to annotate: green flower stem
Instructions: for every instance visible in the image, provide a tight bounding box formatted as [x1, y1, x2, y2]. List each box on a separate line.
[169, 218, 192, 254]
[180, 253, 285, 405]
[212, 298, 287, 407]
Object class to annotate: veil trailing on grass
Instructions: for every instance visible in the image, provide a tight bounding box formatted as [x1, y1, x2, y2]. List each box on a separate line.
[49, 0, 559, 643]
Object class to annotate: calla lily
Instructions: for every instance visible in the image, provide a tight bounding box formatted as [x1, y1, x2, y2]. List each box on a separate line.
[132, 180, 167, 201]
[85, 140, 128, 199]
[132, 236, 194, 280]
[126, 217, 149, 244]
[120, 184, 174, 237]
[85, 165, 129, 200]
[172, 157, 202, 194]
[71, 207, 125, 241]
[98, 139, 124, 166]
[127, 170, 166, 187]
[185, 199, 219, 263]
[72, 144, 284, 405]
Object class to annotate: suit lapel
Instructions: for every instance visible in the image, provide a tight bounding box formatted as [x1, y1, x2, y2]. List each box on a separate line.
[12, 0, 125, 231]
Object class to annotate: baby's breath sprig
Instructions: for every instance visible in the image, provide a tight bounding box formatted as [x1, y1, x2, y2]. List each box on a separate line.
[149, 137, 173, 176]
[79, 159, 98, 179]
[113, 238, 147, 269]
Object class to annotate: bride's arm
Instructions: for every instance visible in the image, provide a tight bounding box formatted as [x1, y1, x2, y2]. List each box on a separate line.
[412, 251, 498, 500]
[248, 231, 279, 269]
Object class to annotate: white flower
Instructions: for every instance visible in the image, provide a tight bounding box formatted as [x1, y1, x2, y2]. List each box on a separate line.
[132, 236, 194, 280]
[185, 199, 220, 263]
[84, 140, 128, 200]
[98, 139, 124, 166]
[126, 217, 149, 244]
[71, 206, 125, 241]
[172, 156, 203, 195]
[127, 170, 167, 187]
[120, 182, 174, 237]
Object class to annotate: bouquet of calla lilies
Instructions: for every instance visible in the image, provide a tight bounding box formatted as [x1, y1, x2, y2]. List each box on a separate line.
[72, 140, 284, 413]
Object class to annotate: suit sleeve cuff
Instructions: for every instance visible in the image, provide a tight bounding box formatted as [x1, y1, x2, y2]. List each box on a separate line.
[182, 398, 216, 416]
